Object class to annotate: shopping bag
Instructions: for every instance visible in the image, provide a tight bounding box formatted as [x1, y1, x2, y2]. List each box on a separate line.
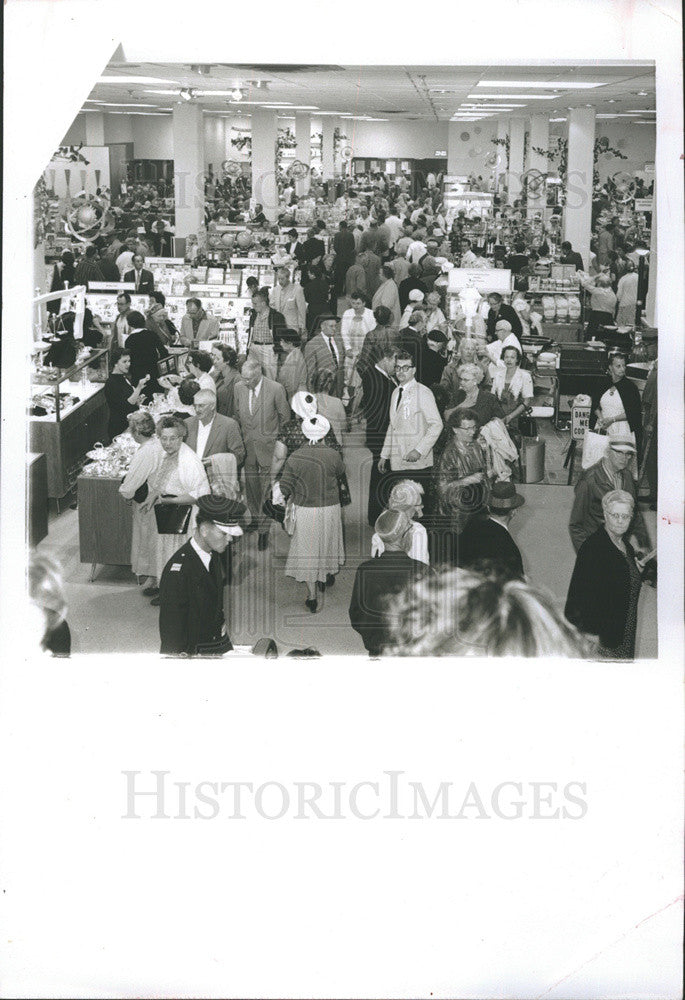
[154, 502, 192, 534]
[581, 430, 609, 470]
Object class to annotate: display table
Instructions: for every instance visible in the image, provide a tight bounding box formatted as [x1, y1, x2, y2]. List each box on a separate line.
[28, 452, 49, 546]
[30, 383, 109, 502]
[77, 475, 133, 580]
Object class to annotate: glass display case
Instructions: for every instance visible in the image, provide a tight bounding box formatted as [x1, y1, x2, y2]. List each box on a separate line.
[29, 347, 111, 502]
[30, 347, 110, 421]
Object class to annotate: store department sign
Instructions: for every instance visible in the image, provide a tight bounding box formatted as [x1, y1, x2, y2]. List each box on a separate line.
[447, 268, 512, 295]
[634, 198, 653, 212]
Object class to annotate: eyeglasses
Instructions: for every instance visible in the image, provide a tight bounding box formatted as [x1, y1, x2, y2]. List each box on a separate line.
[606, 511, 632, 522]
[395, 364, 415, 372]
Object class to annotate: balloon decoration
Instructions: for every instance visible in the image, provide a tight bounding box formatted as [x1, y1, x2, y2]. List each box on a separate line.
[523, 168, 546, 194]
[222, 160, 242, 178]
[486, 152, 499, 167]
[220, 232, 235, 249]
[340, 145, 354, 162]
[236, 230, 254, 251]
[611, 171, 637, 204]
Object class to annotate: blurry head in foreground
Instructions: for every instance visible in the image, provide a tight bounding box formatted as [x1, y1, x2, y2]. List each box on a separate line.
[384, 567, 590, 657]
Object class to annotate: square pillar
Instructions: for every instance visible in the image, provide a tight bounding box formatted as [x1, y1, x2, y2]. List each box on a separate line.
[251, 107, 278, 222]
[85, 111, 105, 147]
[563, 107, 595, 271]
[507, 118, 525, 205]
[173, 102, 205, 239]
[527, 114, 550, 216]
[493, 118, 508, 195]
[295, 112, 311, 196]
[321, 117, 336, 181]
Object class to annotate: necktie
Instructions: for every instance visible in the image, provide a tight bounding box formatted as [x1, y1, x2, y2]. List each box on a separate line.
[395, 386, 404, 412]
[249, 388, 254, 414]
[327, 337, 339, 367]
[135, 271, 140, 291]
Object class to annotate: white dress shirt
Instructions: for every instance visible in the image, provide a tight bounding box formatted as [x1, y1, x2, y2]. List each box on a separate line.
[115, 312, 130, 348]
[195, 416, 214, 458]
[406, 240, 428, 265]
[190, 536, 212, 571]
[116, 250, 134, 277]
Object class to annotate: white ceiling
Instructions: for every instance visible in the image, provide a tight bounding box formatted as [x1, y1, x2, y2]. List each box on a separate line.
[85, 61, 656, 125]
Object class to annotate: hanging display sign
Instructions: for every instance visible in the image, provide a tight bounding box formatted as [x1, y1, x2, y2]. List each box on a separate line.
[634, 198, 653, 213]
[447, 268, 512, 295]
[643, 162, 655, 174]
[145, 257, 185, 266]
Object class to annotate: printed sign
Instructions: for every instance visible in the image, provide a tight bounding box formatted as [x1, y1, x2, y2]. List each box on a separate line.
[571, 403, 591, 440]
[634, 198, 653, 213]
[447, 268, 512, 295]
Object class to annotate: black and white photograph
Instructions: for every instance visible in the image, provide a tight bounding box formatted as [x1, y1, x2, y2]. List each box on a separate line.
[1, 0, 683, 996]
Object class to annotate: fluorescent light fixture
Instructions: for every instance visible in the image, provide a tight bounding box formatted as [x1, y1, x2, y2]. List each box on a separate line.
[85, 101, 160, 108]
[459, 104, 525, 109]
[468, 93, 556, 100]
[596, 114, 620, 118]
[477, 80, 604, 89]
[99, 75, 179, 85]
[549, 117, 567, 122]
[109, 111, 171, 116]
[262, 105, 319, 110]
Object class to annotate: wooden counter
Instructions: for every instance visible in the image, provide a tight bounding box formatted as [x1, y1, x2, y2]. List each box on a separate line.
[30, 385, 109, 500]
[77, 475, 133, 580]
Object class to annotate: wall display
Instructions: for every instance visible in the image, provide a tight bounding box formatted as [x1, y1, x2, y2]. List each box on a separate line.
[86, 294, 148, 323]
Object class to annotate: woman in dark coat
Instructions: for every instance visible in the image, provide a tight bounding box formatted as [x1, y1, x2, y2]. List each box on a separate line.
[47, 250, 75, 317]
[123, 310, 169, 399]
[565, 489, 644, 659]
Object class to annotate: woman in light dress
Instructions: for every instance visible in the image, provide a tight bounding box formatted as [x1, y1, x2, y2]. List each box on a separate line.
[371, 479, 429, 565]
[118, 411, 163, 595]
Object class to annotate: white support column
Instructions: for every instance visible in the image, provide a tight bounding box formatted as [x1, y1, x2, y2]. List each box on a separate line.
[321, 117, 336, 181]
[564, 107, 595, 271]
[507, 118, 525, 205]
[173, 102, 205, 240]
[251, 107, 278, 222]
[494, 118, 508, 195]
[527, 114, 550, 216]
[645, 188, 656, 326]
[85, 111, 105, 147]
[446, 121, 460, 178]
[295, 112, 311, 196]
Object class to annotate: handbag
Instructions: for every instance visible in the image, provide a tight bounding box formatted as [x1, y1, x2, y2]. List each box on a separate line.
[581, 429, 609, 470]
[133, 481, 149, 504]
[154, 501, 192, 534]
[518, 415, 538, 438]
[338, 471, 352, 507]
[262, 495, 286, 524]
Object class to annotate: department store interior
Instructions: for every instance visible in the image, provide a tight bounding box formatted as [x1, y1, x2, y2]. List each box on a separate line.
[28, 58, 659, 658]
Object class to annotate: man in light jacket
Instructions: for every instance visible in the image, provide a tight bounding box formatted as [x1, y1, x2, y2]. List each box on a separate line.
[379, 349, 443, 514]
[371, 265, 402, 328]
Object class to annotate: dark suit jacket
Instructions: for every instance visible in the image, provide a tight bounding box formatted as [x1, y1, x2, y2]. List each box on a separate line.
[303, 332, 346, 397]
[184, 413, 246, 466]
[565, 527, 638, 650]
[458, 514, 525, 581]
[98, 258, 122, 282]
[419, 343, 448, 388]
[349, 551, 430, 655]
[233, 377, 290, 467]
[332, 230, 356, 263]
[159, 540, 231, 656]
[124, 268, 155, 294]
[361, 365, 396, 453]
[214, 366, 240, 418]
[486, 302, 523, 340]
[398, 277, 427, 312]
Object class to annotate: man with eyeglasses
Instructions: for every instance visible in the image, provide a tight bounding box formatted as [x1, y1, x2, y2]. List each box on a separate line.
[379, 350, 442, 517]
[569, 429, 651, 555]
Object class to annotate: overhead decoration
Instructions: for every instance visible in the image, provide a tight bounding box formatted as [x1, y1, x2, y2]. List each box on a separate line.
[52, 144, 90, 165]
[289, 160, 309, 180]
[340, 145, 354, 162]
[63, 193, 114, 243]
[222, 160, 242, 178]
[460, 131, 471, 142]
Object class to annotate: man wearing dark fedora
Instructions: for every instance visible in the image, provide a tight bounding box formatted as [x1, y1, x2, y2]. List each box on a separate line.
[159, 495, 246, 656]
[458, 481, 525, 581]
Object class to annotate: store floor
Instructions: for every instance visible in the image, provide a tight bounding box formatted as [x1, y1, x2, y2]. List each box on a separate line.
[39, 427, 657, 658]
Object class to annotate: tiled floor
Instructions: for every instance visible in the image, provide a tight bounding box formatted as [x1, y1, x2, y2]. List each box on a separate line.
[39, 424, 657, 658]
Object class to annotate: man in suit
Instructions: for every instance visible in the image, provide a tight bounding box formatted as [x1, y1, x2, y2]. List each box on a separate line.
[299, 227, 326, 285]
[361, 345, 397, 526]
[303, 315, 346, 399]
[179, 298, 221, 347]
[269, 267, 307, 336]
[349, 509, 431, 656]
[419, 330, 448, 388]
[486, 293, 523, 340]
[185, 390, 246, 467]
[379, 349, 443, 515]
[233, 359, 290, 550]
[159, 495, 246, 656]
[458, 481, 526, 582]
[152, 220, 174, 258]
[371, 265, 402, 328]
[73, 245, 104, 289]
[246, 289, 285, 381]
[124, 253, 155, 294]
[332, 220, 357, 303]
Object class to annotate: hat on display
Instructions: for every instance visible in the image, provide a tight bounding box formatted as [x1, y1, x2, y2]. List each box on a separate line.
[196, 494, 246, 535]
[291, 391, 318, 421]
[408, 289, 425, 303]
[607, 427, 637, 453]
[489, 481, 525, 510]
[301, 415, 330, 443]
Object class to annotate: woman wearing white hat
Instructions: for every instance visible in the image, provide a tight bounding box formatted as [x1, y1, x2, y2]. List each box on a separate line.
[279, 415, 347, 613]
[400, 288, 425, 328]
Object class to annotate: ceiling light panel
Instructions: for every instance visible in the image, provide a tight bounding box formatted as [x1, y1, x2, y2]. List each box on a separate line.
[476, 80, 604, 89]
[99, 75, 179, 85]
[468, 93, 557, 100]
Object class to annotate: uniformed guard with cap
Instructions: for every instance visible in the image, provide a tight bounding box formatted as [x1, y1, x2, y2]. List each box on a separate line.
[159, 495, 246, 656]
